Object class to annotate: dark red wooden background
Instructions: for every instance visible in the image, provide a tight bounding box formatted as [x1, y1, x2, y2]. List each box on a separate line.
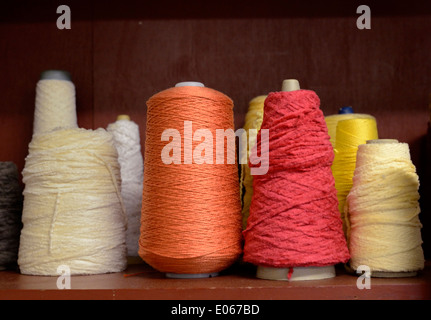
[1, 0, 430, 258]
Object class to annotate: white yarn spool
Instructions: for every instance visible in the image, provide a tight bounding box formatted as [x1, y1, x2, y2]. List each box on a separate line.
[33, 70, 77, 135]
[107, 115, 144, 258]
[346, 139, 425, 277]
[0, 162, 23, 271]
[18, 70, 127, 275]
[18, 128, 127, 275]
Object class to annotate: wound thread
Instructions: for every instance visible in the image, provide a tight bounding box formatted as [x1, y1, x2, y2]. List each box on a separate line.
[325, 112, 375, 148]
[139, 84, 242, 276]
[107, 115, 144, 258]
[0, 162, 23, 271]
[33, 76, 77, 135]
[240, 95, 266, 230]
[18, 128, 127, 275]
[243, 89, 350, 269]
[346, 139, 425, 275]
[18, 71, 127, 276]
[331, 117, 378, 236]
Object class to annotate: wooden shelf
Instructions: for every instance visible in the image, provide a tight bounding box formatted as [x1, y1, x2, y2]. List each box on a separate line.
[1, 1, 430, 303]
[1, 261, 430, 300]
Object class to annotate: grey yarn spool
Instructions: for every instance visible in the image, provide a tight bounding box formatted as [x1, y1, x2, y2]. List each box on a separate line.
[0, 162, 23, 271]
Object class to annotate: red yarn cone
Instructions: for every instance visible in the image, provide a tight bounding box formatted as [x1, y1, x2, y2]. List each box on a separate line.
[243, 89, 350, 268]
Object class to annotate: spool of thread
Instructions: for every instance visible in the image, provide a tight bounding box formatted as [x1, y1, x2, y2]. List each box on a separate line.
[332, 117, 378, 236]
[18, 71, 127, 275]
[240, 95, 266, 230]
[33, 70, 77, 135]
[107, 115, 144, 258]
[346, 139, 425, 277]
[0, 162, 23, 271]
[243, 79, 350, 281]
[324, 108, 375, 148]
[139, 81, 242, 278]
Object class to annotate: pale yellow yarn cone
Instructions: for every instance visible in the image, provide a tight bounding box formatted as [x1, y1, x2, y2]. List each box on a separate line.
[346, 139, 424, 277]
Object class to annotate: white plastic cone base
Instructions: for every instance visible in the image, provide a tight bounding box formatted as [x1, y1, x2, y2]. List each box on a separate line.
[257, 265, 336, 281]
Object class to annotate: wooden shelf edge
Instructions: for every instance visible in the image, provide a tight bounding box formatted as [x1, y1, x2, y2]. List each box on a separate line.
[0, 262, 430, 300]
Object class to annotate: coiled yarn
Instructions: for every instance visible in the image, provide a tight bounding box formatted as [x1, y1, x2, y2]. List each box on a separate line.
[243, 89, 350, 268]
[18, 128, 127, 275]
[0, 162, 23, 271]
[18, 72, 127, 275]
[346, 140, 424, 274]
[107, 116, 144, 257]
[139, 84, 242, 275]
[325, 113, 374, 148]
[33, 78, 77, 134]
[240, 95, 266, 230]
[331, 117, 378, 235]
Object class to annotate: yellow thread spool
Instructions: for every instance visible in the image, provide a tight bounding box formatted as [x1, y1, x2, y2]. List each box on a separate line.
[332, 117, 378, 237]
[325, 112, 375, 148]
[240, 95, 266, 230]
